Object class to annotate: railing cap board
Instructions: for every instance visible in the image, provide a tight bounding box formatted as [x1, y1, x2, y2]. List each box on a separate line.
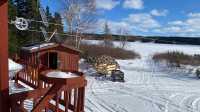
[39, 70, 86, 88]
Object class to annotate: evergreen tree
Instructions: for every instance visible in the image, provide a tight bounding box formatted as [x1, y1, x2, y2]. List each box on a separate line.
[8, 0, 65, 55]
[46, 6, 51, 19]
[54, 12, 63, 34]
[45, 6, 64, 42]
[45, 6, 54, 34]
[53, 12, 64, 42]
[14, 0, 41, 46]
[8, 0, 18, 56]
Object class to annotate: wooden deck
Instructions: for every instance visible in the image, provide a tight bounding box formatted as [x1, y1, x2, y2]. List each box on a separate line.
[10, 69, 87, 112]
[0, 1, 87, 111]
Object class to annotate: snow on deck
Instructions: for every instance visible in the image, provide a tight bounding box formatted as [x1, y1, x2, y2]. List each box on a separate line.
[81, 41, 200, 112]
[47, 71, 78, 78]
[9, 59, 22, 71]
[9, 59, 23, 79]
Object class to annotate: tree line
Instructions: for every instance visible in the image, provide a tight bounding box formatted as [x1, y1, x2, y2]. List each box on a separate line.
[8, 0, 99, 56]
[8, 0, 64, 56]
[8, 0, 131, 57]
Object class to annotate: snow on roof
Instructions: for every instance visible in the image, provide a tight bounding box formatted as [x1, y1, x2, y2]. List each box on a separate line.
[22, 43, 55, 51]
[21, 42, 81, 53]
[47, 71, 78, 79]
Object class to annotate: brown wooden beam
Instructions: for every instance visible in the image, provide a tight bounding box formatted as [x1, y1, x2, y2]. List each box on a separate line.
[32, 84, 64, 112]
[10, 88, 50, 102]
[0, 0, 9, 112]
[47, 103, 65, 112]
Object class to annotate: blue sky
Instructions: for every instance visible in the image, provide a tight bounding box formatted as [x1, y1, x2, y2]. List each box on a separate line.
[41, 0, 200, 37]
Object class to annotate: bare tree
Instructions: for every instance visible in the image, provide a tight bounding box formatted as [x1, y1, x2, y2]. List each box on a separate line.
[117, 27, 130, 49]
[62, 0, 97, 48]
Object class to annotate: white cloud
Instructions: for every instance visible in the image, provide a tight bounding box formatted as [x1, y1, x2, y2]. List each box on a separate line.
[188, 13, 200, 18]
[154, 12, 200, 37]
[160, 26, 182, 33]
[186, 18, 200, 29]
[125, 13, 161, 31]
[168, 21, 185, 26]
[96, 13, 161, 34]
[96, 0, 120, 10]
[96, 19, 131, 34]
[150, 9, 168, 16]
[123, 0, 144, 9]
[96, 12, 200, 37]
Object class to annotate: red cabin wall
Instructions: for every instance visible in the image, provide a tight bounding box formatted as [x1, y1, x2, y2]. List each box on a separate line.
[18, 45, 80, 88]
[57, 50, 79, 71]
[37, 47, 80, 71]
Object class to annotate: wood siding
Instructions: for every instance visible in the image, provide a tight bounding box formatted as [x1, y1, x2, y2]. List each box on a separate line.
[17, 45, 80, 88]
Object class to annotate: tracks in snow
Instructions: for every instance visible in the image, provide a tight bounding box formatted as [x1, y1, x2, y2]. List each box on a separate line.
[86, 78, 129, 112]
[83, 55, 200, 112]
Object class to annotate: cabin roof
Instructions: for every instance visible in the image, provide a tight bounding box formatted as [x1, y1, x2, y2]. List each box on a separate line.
[21, 42, 81, 53]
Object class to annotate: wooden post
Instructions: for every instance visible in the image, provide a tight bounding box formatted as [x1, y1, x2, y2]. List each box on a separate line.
[64, 90, 69, 112]
[0, 0, 9, 112]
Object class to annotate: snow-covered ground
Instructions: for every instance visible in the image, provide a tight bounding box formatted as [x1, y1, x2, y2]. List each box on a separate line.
[9, 59, 23, 79]
[81, 40, 200, 112]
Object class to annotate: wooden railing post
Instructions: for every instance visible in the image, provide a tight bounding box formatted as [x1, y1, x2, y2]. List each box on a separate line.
[64, 89, 69, 112]
[0, 0, 9, 112]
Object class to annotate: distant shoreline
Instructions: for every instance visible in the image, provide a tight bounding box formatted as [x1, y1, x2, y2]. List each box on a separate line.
[81, 33, 200, 46]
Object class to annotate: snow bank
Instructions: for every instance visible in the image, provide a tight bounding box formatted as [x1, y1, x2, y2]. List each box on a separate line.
[9, 59, 22, 71]
[47, 71, 78, 78]
[9, 59, 23, 79]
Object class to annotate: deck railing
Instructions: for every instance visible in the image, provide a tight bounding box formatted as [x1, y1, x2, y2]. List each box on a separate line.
[15, 64, 49, 89]
[11, 69, 87, 112]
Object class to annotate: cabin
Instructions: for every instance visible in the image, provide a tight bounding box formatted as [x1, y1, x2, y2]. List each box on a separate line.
[11, 42, 87, 112]
[20, 42, 80, 71]
[1, 1, 87, 111]
[16, 42, 81, 88]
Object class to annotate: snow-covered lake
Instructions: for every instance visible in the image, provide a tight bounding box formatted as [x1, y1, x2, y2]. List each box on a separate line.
[81, 40, 200, 112]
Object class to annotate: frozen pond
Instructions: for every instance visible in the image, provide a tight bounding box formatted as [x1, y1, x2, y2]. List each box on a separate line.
[81, 41, 200, 112]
